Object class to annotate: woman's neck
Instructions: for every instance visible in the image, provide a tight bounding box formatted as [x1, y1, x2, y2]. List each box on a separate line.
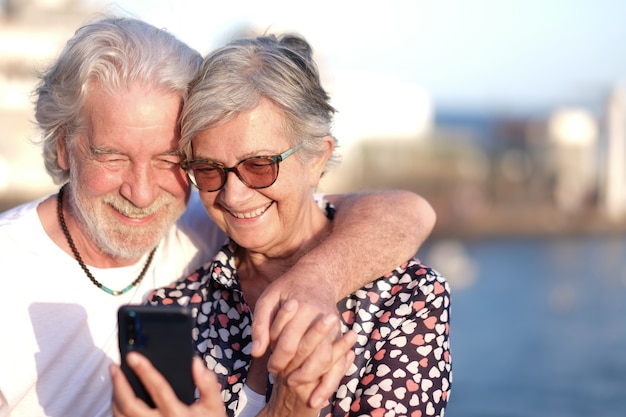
[236, 207, 332, 310]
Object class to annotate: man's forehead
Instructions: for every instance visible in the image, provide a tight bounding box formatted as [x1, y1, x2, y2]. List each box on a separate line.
[83, 81, 183, 116]
[82, 85, 181, 130]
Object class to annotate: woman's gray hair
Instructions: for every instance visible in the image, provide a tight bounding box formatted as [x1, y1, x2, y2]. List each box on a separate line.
[35, 16, 202, 184]
[180, 33, 340, 172]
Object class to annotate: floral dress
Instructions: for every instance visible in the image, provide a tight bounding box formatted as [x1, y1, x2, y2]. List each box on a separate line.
[148, 242, 452, 417]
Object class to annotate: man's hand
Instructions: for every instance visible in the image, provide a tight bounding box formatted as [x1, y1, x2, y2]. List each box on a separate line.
[259, 316, 357, 416]
[251, 271, 340, 366]
[251, 272, 352, 407]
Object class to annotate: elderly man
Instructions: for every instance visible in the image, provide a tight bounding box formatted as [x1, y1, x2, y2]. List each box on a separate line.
[0, 17, 435, 417]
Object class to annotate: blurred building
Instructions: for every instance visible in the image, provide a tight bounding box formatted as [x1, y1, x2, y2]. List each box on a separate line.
[547, 108, 599, 213]
[320, 70, 433, 193]
[0, 0, 96, 208]
[602, 83, 626, 221]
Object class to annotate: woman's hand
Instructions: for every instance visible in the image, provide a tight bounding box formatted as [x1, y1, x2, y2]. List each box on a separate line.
[110, 354, 226, 417]
[251, 280, 345, 405]
[260, 313, 357, 416]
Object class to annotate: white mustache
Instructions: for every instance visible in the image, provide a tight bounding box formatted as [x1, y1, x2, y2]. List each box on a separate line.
[104, 195, 175, 219]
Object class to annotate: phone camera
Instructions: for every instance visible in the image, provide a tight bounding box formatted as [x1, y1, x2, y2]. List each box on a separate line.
[126, 310, 139, 346]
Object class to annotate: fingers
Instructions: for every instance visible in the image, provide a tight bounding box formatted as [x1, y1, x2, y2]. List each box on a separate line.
[287, 328, 356, 387]
[268, 329, 357, 411]
[110, 361, 154, 417]
[120, 352, 180, 415]
[268, 299, 300, 352]
[250, 275, 337, 363]
[250, 286, 281, 358]
[193, 357, 227, 416]
[111, 355, 228, 417]
[278, 314, 337, 377]
[267, 305, 339, 375]
[307, 332, 357, 408]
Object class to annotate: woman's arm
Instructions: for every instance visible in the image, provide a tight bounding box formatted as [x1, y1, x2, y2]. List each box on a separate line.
[344, 265, 452, 416]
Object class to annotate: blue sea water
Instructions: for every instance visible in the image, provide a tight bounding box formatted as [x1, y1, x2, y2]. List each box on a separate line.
[421, 235, 626, 417]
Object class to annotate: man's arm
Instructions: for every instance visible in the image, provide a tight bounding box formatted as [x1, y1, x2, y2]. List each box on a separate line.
[314, 189, 435, 298]
[252, 189, 435, 356]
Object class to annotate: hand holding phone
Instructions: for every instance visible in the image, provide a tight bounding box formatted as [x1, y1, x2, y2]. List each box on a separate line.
[117, 305, 195, 407]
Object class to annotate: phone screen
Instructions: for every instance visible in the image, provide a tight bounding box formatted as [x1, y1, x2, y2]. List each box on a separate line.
[118, 305, 195, 407]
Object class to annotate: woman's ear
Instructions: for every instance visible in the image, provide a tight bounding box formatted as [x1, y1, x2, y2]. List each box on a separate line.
[308, 135, 334, 187]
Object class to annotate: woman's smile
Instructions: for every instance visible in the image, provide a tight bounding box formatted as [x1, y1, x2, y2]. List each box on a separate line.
[226, 201, 274, 220]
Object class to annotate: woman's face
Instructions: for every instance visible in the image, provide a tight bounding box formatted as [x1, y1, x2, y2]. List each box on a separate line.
[191, 99, 329, 256]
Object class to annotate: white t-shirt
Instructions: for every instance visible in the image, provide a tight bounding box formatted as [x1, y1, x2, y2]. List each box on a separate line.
[0, 191, 225, 417]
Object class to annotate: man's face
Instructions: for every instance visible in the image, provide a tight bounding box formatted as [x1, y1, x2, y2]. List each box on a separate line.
[59, 82, 189, 260]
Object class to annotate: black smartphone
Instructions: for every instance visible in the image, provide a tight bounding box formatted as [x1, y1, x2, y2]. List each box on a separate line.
[117, 304, 196, 407]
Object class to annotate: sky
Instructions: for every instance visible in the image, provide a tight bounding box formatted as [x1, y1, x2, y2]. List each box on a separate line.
[91, 0, 626, 114]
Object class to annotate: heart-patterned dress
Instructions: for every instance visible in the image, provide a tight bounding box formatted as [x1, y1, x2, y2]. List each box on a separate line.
[149, 239, 452, 417]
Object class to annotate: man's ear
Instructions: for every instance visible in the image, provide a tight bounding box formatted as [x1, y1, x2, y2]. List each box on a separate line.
[308, 135, 334, 187]
[56, 135, 70, 170]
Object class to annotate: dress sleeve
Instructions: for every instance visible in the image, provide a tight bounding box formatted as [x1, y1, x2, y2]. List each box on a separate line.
[346, 265, 451, 416]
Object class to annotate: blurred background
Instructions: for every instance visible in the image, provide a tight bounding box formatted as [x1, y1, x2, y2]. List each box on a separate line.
[2, 0, 626, 415]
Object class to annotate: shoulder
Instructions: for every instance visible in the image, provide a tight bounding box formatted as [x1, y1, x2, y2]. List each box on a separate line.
[0, 197, 48, 245]
[359, 259, 449, 301]
[392, 259, 451, 315]
[402, 259, 450, 300]
[0, 197, 45, 226]
[340, 259, 450, 326]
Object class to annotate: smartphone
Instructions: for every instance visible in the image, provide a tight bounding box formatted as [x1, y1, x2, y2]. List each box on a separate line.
[117, 304, 196, 407]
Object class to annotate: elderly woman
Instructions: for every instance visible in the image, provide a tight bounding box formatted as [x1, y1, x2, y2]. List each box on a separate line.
[111, 33, 451, 417]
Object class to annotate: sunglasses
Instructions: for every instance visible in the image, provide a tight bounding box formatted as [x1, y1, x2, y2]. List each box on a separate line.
[181, 143, 302, 192]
